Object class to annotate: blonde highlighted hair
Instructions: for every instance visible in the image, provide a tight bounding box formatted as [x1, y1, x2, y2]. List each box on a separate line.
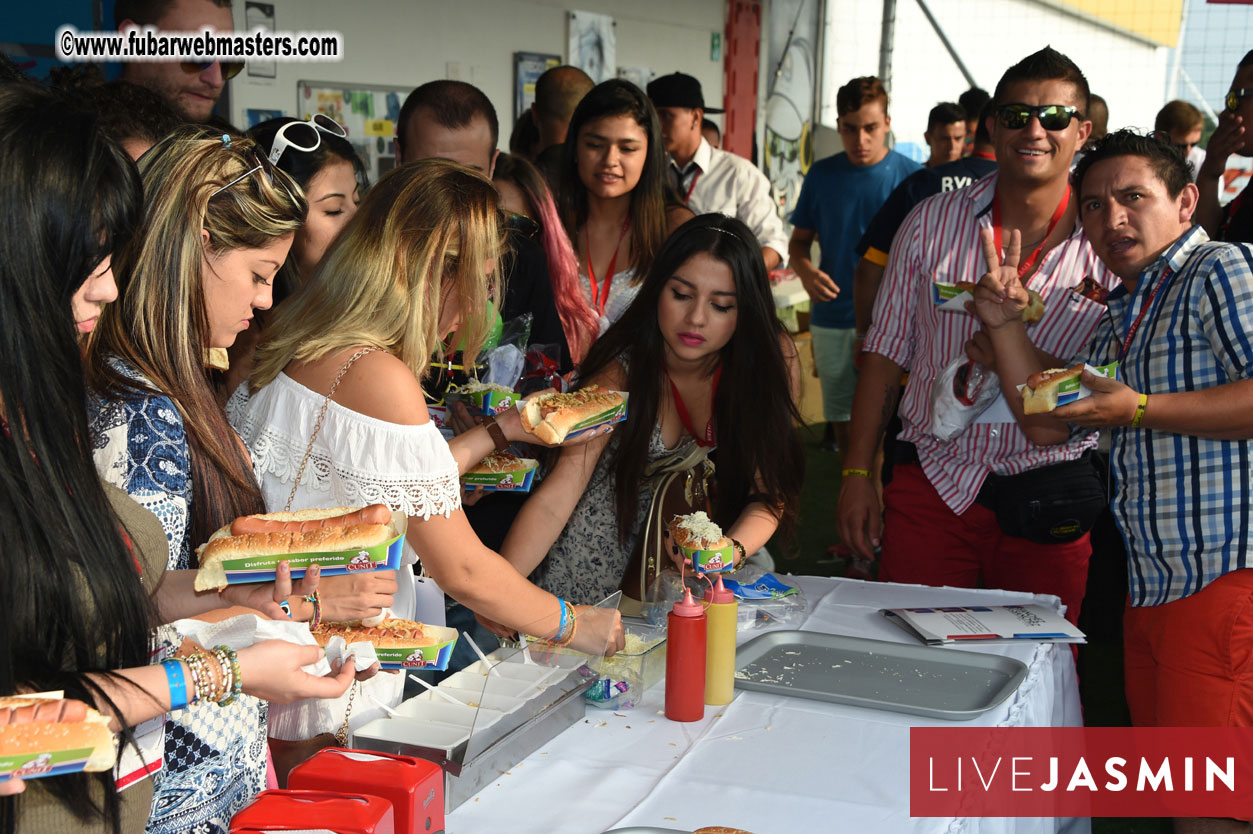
[89, 124, 306, 549]
[250, 158, 502, 390]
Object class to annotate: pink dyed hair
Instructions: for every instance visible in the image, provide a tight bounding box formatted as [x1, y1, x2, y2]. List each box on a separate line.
[494, 154, 598, 363]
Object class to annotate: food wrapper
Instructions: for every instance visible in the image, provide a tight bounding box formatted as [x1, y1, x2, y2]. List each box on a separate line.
[210, 510, 407, 587]
[1015, 362, 1118, 408]
[0, 691, 114, 780]
[680, 540, 736, 574]
[932, 282, 973, 311]
[461, 457, 539, 492]
[366, 624, 459, 671]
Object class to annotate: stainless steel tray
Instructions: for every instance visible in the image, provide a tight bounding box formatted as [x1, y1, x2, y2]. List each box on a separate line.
[733, 629, 1027, 720]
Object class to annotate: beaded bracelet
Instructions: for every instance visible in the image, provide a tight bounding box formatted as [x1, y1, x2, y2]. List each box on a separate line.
[214, 645, 243, 707]
[185, 652, 207, 705]
[187, 650, 220, 704]
[304, 591, 322, 629]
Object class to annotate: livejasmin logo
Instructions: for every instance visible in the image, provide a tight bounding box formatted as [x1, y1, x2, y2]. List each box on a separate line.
[909, 727, 1253, 818]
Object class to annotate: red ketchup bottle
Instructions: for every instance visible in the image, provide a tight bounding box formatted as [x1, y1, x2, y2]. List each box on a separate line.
[664, 587, 707, 721]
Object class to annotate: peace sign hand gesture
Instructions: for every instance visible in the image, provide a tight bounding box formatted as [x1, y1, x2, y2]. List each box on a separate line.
[970, 227, 1030, 330]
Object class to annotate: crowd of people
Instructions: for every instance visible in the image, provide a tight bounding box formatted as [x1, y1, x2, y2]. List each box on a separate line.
[3, 0, 1253, 832]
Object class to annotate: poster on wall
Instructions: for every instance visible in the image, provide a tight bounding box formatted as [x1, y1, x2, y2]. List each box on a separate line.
[297, 80, 408, 185]
[764, 0, 822, 221]
[244, 2, 276, 79]
[568, 10, 615, 84]
[515, 52, 561, 120]
[617, 66, 651, 92]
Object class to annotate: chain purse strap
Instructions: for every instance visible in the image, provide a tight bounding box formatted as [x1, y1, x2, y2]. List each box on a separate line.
[284, 347, 377, 512]
[637, 444, 715, 603]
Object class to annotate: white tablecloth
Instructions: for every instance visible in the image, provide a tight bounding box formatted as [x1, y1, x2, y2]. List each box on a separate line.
[445, 576, 1090, 834]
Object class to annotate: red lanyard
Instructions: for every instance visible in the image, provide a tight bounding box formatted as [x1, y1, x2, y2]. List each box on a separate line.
[1118, 267, 1173, 361]
[683, 168, 702, 203]
[668, 365, 721, 447]
[586, 218, 630, 316]
[991, 184, 1070, 279]
[972, 151, 996, 161]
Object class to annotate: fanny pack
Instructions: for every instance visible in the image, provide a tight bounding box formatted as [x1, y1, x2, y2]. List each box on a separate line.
[975, 451, 1106, 544]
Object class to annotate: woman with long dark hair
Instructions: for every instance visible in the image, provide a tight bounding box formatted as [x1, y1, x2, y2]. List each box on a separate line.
[493, 152, 598, 364]
[559, 79, 693, 332]
[0, 86, 353, 834]
[500, 214, 804, 605]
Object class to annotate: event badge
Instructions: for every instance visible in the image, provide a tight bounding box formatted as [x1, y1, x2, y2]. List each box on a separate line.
[114, 714, 163, 792]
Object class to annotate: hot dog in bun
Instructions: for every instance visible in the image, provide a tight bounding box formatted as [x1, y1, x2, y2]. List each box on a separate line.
[0, 694, 116, 774]
[520, 385, 625, 444]
[1020, 365, 1085, 414]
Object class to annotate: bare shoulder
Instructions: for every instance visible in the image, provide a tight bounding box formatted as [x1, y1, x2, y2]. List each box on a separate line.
[666, 205, 696, 236]
[290, 349, 430, 426]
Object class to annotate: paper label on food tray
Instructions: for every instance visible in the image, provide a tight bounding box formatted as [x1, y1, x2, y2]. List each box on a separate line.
[220, 531, 405, 584]
[467, 388, 518, 416]
[722, 573, 798, 599]
[461, 459, 538, 492]
[1014, 362, 1118, 407]
[0, 747, 96, 780]
[371, 625, 459, 670]
[683, 543, 734, 574]
[570, 400, 628, 432]
[933, 282, 973, 311]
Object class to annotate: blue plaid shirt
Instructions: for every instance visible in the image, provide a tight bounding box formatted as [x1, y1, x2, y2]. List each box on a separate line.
[1081, 225, 1253, 605]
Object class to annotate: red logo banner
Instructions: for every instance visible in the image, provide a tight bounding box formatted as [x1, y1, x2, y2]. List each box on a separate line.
[910, 727, 1253, 818]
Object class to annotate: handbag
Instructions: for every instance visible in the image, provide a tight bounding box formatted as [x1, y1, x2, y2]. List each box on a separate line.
[619, 443, 715, 617]
[976, 452, 1107, 544]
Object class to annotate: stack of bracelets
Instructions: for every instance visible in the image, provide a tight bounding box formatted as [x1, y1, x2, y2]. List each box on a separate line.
[161, 645, 243, 710]
[549, 598, 578, 647]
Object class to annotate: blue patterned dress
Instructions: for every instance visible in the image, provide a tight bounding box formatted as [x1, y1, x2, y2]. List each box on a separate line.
[89, 357, 268, 834]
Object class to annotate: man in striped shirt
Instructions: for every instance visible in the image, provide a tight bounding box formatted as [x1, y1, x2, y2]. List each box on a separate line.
[975, 129, 1253, 833]
[837, 48, 1118, 625]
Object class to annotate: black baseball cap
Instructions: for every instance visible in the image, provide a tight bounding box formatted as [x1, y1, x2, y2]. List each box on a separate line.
[647, 72, 724, 114]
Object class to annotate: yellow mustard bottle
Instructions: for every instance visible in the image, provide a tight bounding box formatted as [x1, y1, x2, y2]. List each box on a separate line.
[704, 574, 737, 705]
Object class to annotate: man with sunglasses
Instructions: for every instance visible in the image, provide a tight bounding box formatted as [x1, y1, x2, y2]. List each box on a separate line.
[115, 0, 239, 124]
[837, 48, 1119, 627]
[1196, 50, 1253, 244]
[975, 130, 1253, 833]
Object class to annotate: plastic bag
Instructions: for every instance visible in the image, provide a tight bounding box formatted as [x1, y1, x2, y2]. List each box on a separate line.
[519, 342, 567, 395]
[929, 357, 1001, 442]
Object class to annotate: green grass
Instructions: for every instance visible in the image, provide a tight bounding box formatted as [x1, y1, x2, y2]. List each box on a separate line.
[777, 423, 1170, 832]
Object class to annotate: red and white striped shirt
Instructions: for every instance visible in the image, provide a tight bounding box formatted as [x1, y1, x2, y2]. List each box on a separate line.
[864, 174, 1119, 514]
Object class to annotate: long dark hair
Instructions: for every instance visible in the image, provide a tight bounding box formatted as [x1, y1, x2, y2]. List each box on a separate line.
[580, 214, 803, 540]
[0, 84, 154, 833]
[246, 116, 366, 304]
[558, 79, 669, 283]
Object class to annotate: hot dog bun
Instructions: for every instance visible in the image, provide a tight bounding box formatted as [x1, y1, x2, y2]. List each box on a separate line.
[311, 617, 439, 649]
[1022, 289, 1046, 323]
[1021, 365, 1084, 414]
[228, 504, 391, 537]
[0, 695, 116, 773]
[193, 523, 392, 591]
[692, 828, 756, 834]
[520, 386, 624, 445]
[668, 511, 732, 551]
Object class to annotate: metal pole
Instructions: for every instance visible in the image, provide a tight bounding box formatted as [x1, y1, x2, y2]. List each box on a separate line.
[1168, 0, 1191, 102]
[879, 0, 896, 91]
[914, 0, 977, 89]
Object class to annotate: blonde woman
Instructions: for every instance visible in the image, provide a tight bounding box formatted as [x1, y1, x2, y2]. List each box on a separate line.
[86, 126, 371, 834]
[235, 159, 625, 662]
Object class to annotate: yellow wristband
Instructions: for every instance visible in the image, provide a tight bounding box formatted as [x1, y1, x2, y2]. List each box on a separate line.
[1130, 393, 1148, 428]
[841, 468, 873, 479]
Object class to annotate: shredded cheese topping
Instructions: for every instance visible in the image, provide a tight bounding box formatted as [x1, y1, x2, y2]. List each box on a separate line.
[474, 452, 523, 473]
[536, 385, 618, 410]
[672, 511, 725, 549]
[459, 381, 515, 395]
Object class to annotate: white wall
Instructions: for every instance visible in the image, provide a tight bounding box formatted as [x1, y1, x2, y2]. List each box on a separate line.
[820, 0, 1169, 151]
[228, 0, 726, 142]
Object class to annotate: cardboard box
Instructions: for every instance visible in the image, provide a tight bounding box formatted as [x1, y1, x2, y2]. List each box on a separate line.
[461, 457, 539, 492]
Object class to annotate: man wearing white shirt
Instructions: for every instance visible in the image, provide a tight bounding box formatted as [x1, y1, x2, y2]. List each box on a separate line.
[1155, 100, 1206, 183]
[648, 72, 788, 269]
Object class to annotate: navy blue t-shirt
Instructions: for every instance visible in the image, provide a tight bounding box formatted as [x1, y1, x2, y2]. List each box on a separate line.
[790, 150, 920, 328]
[856, 154, 998, 261]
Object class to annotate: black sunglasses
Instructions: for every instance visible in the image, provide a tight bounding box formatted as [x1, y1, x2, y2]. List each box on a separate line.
[997, 104, 1081, 131]
[180, 60, 245, 81]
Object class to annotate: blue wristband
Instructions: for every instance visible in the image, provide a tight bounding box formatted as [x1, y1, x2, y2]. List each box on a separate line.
[163, 659, 188, 711]
[553, 598, 568, 641]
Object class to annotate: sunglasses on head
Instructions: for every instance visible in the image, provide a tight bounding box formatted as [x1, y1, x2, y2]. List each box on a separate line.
[997, 104, 1081, 131]
[266, 113, 348, 165]
[1226, 88, 1253, 112]
[180, 60, 244, 81]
